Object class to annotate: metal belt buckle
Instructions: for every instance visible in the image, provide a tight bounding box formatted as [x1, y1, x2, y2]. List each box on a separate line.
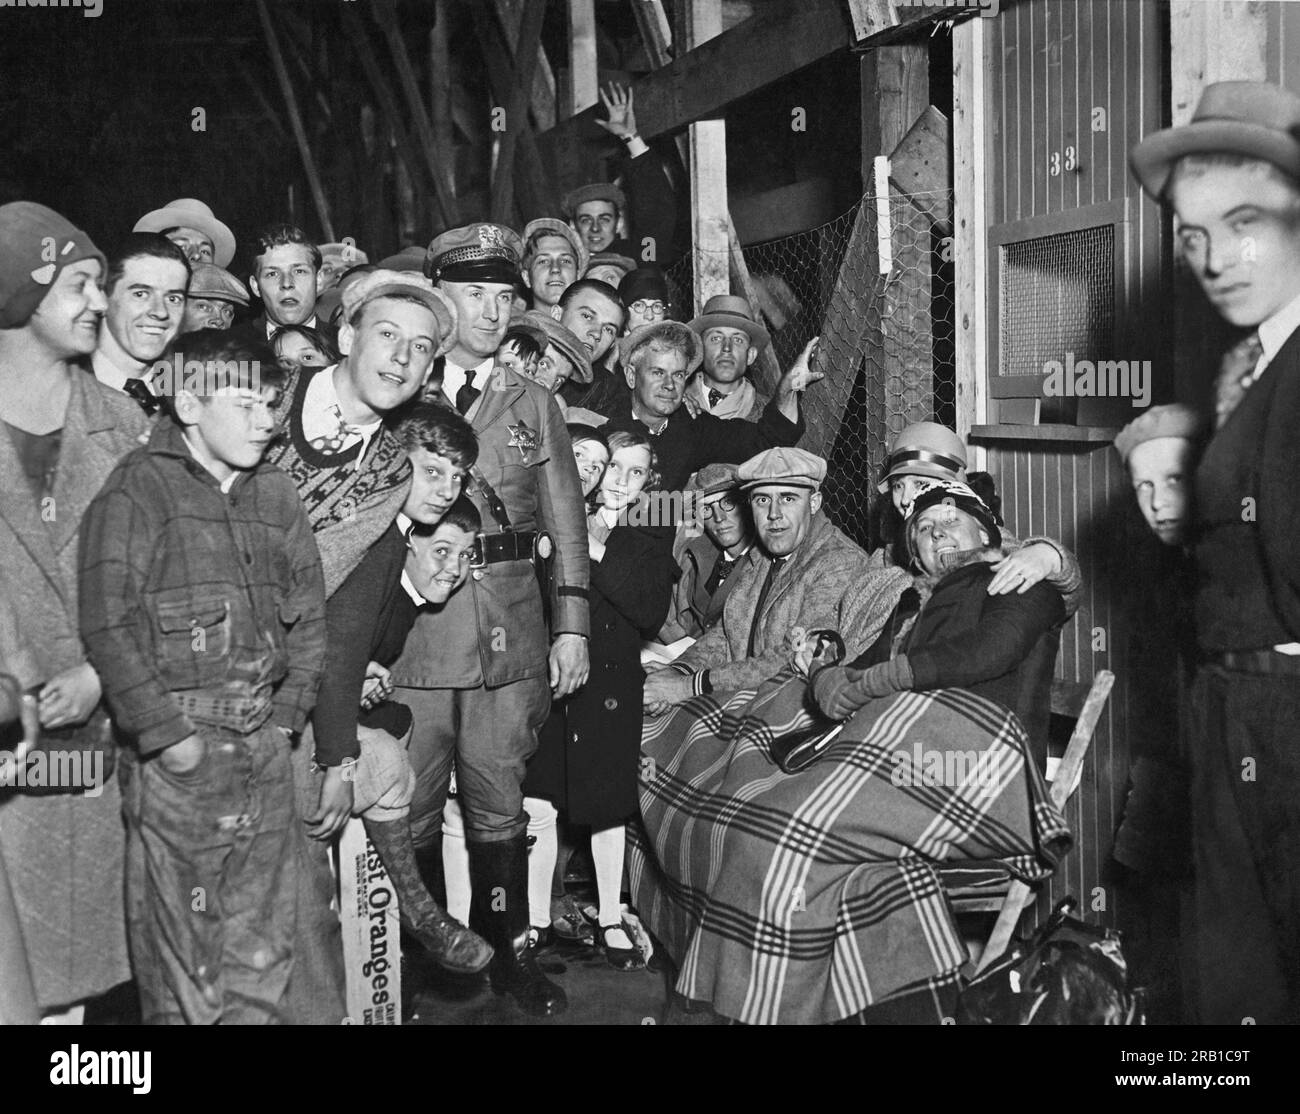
[469, 534, 488, 570]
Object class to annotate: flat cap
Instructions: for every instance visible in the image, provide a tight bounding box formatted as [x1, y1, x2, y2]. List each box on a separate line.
[519, 309, 594, 385]
[522, 218, 590, 275]
[319, 241, 370, 266]
[687, 462, 741, 498]
[737, 447, 828, 492]
[585, 252, 637, 282]
[378, 246, 428, 273]
[187, 262, 250, 308]
[618, 320, 704, 375]
[1113, 404, 1205, 464]
[562, 182, 627, 219]
[426, 222, 523, 285]
[340, 269, 458, 357]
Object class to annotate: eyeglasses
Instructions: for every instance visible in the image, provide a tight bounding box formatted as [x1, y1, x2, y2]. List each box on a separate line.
[630, 299, 669, 316]
[701, 493, 740, 519]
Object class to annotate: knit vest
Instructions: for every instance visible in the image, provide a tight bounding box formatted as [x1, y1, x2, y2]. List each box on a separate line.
[265, 366, 412, 597]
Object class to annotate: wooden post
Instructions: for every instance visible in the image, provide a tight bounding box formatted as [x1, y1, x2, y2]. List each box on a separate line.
[951, 14, 988, 455]
[685, 0, 729, 312]
[256, 0, 336, 241]
[430, 5, 455, 198]
[341, 2, 435, 243]
[568, 0, 598, 117]
[370, 0, 458, 231]
[491, 0, 547, 225]
[497, 0, 557, 132]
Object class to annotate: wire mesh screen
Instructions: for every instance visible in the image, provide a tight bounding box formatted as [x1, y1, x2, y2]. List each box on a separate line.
[998, 224, 1115, 377]
[664, 191, 955, 552]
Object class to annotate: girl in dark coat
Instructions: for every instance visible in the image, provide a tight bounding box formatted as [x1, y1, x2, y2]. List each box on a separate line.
[527, 427, 674, 969]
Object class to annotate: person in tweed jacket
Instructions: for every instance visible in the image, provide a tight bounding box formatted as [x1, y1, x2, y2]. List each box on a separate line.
[645, 448, 910, 710]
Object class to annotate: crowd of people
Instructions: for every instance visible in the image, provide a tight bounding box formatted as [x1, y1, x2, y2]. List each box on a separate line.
[0, 77, 1297, 1027]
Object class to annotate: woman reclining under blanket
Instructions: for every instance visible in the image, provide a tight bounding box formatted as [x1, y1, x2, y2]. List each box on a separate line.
[807, 479, 1067, 770]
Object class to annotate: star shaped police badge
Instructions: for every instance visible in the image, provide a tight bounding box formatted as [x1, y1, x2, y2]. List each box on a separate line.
[507, 421, 539, 462]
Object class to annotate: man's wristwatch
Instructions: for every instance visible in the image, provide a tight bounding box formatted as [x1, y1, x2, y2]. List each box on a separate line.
[621, 133, 639, 145]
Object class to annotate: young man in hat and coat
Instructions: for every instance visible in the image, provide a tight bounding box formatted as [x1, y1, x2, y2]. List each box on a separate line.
[1131, 80, 1300, 1024]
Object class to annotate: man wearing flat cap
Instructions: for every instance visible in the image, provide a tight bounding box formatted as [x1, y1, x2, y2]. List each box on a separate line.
[392, 222, 589, 1016]
[0, 201, 149, 1018]
[645, 447, 909, 711]
[180, 262, 250, 334]
[134, 197, 236, 268]
[602, 320, 819, 492]
[1131, 80, 1300, 1023]
[658, 462, 756, 643]
[262, 267, 457, 1022]
[564, 83, 681, 266]
[687, 294, 774, 423]
[521, 218, 588, 311]
[518, 309, 593, 400]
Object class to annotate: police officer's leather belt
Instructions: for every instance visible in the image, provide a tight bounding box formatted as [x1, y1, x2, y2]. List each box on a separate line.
[1205, 649, 1300, 676]
[472, 530, 539, 567]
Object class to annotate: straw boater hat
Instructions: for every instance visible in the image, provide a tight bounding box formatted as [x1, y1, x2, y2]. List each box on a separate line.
[133, 198, 236, 267]
[1130, 81, 1300, 200]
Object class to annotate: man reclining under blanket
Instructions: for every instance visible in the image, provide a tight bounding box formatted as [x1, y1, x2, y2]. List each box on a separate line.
[642, 447, 910, 713]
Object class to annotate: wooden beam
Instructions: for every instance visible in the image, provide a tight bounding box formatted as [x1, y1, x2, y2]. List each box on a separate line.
[538, 0, 943, 195]
[685, 0, 729, 312]
[951, 14, 988, 450]
[568, 0, 599, 116]
[491, 0, 547, 224]
[631, 0, 673, 68]
[430, 5, 455, 197]
[888, 105, 952, 234]
[370, 0, 457, 230]
[496, 0, 557, 132]
[255, 0, 335, 240]
[844, 0, 899, 41]
[341, 2, 435, 239]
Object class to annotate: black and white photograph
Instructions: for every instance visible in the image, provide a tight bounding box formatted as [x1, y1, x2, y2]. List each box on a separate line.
[0, 0, 1295, 1085]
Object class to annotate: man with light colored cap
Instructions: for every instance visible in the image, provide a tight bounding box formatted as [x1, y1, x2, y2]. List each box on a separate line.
[180, 262, 250, 334]
[317, 241, 370, 294]
[584, 251, 637, 290]
[644, 447, 910, 711]
[262, 266, 457, 1021]
[518, 308, 592, 398]
[658, 461, 756, 642]
[392, 222, 589, 1017]
[0, 201, 149, 1018]
[686, 294, 774, 422]
[1131, 80, 1300, 1024]
[134, 197, 236, 268]
[521, 218, 588, 310]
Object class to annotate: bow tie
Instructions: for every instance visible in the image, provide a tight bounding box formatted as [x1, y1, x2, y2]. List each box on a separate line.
[707, 387, 724, 408]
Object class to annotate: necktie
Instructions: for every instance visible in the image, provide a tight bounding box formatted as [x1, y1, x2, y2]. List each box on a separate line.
[707, 387, 724, 408]
[1214, 331, 1263, 429]
[456, 369, 480, 416]
[747, 556, 784, 658]
[123, 377, 159, 416]
[703, 552, 733, 597]
[309, 404, 358, 454]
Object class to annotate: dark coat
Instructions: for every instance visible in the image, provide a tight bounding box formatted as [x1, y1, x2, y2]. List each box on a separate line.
[526, 519, 674, 826]
[854, 554, 1066, 770]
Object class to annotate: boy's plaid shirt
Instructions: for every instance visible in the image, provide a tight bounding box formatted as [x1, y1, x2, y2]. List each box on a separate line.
[79, 419, 327, 755]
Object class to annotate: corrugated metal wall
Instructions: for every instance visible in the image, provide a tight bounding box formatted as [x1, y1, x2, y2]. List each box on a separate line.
[982, 0, 1166, 925]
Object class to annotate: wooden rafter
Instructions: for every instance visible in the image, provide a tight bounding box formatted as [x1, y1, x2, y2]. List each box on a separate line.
[490, 0, 547, 224]
[495, 0, 557, 132]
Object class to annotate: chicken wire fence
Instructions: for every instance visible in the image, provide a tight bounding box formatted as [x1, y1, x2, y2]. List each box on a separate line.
[665, 191, 956, 552]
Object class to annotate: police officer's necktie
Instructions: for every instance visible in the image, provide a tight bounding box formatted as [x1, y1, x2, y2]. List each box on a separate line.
[746, 555, 785, 658]
[1214, 331, 1263, 429]
[703, 552, 734, 598]
[456, 369, 480, 415]
[123, 377, 159, 416]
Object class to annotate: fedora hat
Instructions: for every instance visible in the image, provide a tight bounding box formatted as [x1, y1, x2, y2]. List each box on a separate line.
[688, 294, 771, 352]
[133, 198, 236, 268]
[1130, 81, 1300, 199]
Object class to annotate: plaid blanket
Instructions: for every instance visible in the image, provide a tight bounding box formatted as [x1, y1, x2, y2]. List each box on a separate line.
[629, 667, 1071, 1024]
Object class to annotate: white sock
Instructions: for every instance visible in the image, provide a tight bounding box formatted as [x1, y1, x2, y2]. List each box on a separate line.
[441, 799, 471, 925]
[525, 797, 558, 929]
[590, 823, 628, 929]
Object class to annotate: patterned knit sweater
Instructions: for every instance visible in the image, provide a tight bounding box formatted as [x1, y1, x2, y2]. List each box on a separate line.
[264, 365, 412, 597]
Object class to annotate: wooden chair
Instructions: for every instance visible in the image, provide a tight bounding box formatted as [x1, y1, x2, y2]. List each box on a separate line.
[940, 669, 1115, 974]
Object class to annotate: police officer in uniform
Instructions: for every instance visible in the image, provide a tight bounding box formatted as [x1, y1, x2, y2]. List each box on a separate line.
[391, 224, 590, 1016]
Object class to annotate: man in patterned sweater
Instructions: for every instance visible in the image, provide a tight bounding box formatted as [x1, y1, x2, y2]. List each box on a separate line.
[262, 268, 459, 1021]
